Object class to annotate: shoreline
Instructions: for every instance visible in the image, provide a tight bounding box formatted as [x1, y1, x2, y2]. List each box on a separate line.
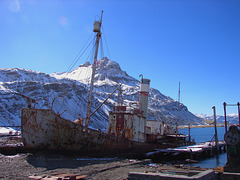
[178, 124, 226, 129]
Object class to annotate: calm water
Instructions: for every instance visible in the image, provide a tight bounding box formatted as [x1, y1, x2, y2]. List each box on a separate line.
[179, 126, 227, 168]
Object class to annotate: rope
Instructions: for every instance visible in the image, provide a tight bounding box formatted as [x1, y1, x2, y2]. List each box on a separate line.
[64, 33, 95, 77]
[100, 36, 104, 58]
[75, 43, 95, 82]
[52, 34, 98, 118]
[102, 26, 111, 59]
[23, 24, 115, 124]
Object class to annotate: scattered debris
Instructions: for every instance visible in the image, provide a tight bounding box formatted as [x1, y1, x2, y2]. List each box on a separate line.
[29, 173, 87, 180]
[128, 169, 216, 180]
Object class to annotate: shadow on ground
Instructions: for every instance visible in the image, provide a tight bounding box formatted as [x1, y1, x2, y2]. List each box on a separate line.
[26, 152, 119, 170]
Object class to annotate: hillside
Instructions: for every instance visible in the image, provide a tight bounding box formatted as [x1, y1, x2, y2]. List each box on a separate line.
[0, 57, 205, 129]
[197, 113, 239, 125]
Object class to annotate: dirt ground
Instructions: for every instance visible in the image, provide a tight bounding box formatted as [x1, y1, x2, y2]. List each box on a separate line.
[0, 152, 206, 180]
[0, 135, 213, 179]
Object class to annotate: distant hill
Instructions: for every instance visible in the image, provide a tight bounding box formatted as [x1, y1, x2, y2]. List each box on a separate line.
[0, 57, 205, 129]
[196, 113, 239, 125]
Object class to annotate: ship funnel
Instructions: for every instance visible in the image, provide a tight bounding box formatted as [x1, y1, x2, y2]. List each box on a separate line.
[139, 78, 150, 117]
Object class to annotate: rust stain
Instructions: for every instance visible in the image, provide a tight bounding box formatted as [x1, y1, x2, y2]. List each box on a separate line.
[21, 105, 191, 155]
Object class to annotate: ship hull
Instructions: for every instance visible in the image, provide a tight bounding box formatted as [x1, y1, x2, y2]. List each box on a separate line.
[21, 108, 183, 156]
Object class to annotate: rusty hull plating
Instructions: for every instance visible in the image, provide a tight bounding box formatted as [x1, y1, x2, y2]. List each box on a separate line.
[21, 108, 177, 155]
[21, 108, 132, 154]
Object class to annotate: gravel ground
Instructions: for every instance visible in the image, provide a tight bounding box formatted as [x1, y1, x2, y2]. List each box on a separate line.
[0, 136, 210, 179]
[0, 152, 201, 180]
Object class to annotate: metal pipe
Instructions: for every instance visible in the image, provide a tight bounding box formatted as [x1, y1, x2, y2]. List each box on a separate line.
[177, 82, 180, 135]
[51, 96, 63, 110]
[33, 99, 49, 109]
[223, 102, 227, 133]
[188, 123, 191, 144]
[212, 106, 219, 154]
[238, 102, 240, 129]
[89, 84, 121, 118]
[226, 104, 238, 106]
[0, 126, 21, 128]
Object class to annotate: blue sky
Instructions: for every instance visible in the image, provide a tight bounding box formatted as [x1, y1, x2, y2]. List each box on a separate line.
[0, 0, 239, 116]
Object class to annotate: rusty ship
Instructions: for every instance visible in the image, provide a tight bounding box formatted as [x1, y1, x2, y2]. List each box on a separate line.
[21, 11, 194, 156]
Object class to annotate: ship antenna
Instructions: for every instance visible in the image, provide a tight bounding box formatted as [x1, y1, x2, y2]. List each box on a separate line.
[85, 11, 103, 127]
[176, 81, 180, 135]
[139, 74, 143, 81]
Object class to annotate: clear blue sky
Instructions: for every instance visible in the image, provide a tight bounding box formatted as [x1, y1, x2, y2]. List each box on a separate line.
[0, 0, 239, 116]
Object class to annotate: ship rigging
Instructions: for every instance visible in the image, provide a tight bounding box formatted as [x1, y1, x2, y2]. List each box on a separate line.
[20, 11, 194, 156]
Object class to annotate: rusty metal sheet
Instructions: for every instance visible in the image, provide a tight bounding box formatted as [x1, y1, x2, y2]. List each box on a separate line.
[108, 106, 147, 143]
[21, 108, 182, 155]
[21, 108, 106, 152]
[21, 108, 139, 154]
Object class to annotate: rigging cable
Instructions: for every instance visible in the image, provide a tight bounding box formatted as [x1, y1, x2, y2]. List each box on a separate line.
[64, 33, 95, 76]
[73, 40, 97, 118]
[75, 42, 95, 82]
[51, 23, 116, 122]
[100, 36, 104, 58]
[60, 33, 100, 119]
[102, 26, 111, 60]
[55, 34, 96, 115]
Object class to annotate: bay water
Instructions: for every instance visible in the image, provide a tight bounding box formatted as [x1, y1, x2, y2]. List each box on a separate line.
[179, 126, 227, 168]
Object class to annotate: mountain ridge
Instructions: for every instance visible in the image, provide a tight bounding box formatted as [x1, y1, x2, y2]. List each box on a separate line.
[196, 113, 239, 125]
[0, 57, 205, 129]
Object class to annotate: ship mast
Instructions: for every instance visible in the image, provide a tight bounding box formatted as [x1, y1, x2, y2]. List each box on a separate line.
[85, 11, 103, 127]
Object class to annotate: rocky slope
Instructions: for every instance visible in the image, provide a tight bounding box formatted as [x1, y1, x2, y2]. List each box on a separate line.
[0, 57, 205, 129]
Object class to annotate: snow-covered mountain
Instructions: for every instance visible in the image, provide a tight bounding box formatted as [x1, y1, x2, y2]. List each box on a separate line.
[0, 57, 205, 129]
[197, 113, 239, 125]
